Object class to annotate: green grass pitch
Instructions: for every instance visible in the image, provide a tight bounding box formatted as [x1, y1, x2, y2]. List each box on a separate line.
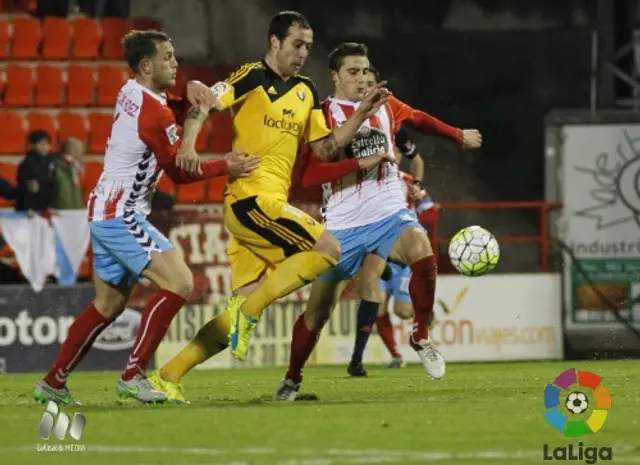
[0, 360, 639, 465]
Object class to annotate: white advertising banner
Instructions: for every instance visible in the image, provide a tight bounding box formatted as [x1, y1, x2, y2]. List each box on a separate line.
[559, 125, 640, 328]
[155, 274, 563, 368]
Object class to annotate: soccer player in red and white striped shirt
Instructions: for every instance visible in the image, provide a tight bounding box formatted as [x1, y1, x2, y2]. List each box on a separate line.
[33, 30, 257, 405]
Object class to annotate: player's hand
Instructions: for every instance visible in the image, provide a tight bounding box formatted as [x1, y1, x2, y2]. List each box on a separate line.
[461, 129, 482, 149]
[358, 81, 391, 119]
[176, 145, 202, 174]
[225, 150, 260, 179]
[357, 151, 396, 170]
[186, 80, 218, 112]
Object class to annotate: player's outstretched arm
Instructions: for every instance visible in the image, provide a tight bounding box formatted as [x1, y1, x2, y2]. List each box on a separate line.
[309, 82, 391, 160]
[301, 151, 395, 188]
[160, 150, 259, 184]
[391, 97, 483, 149]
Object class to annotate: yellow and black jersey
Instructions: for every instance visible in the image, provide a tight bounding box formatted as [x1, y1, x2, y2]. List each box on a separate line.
[210, 61, 332, 201]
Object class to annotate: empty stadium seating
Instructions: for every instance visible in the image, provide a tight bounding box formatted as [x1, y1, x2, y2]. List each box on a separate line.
[0, 18, 9, 58]
[0, 13, 234, 207]
[101, 18, 129, 60]
[58, 111, 88, 143]
[0, 112, 27, 153]
[42, 16, 71, 59]
[35, 64, 64, 106]
[96, 65, 128, 106]
[11, 16, 41, 58]
[27, 111, 57, 144]
[67, 64, 95, 106]
[4, 64, 34, 106]
[70, 17, 101, 59]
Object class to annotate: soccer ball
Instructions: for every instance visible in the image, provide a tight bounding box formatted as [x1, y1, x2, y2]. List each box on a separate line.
[565, 392, 589, 414]
[448, 226, 500, 277]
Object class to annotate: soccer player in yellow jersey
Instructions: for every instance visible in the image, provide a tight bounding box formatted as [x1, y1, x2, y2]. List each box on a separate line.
[148, 11, 389, 402]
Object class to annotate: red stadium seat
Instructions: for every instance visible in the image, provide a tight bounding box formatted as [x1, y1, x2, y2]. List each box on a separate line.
[0, 19, 9, 58]
[4, 64, 34, 106]
[101, 18, 130, 60]
[67, 64, 95, 106]
[209, 112, 232, 153]
[11, 16, 42, 59]
[81, 161, 104, 200]
[42, 17, 71, 59]
[88, 112, 112, 154]
[27, 112, 57, 144]
[131, 17, 162, 31]
[176, 182, 206, 204]
[0, 112, 28, 154]
[71, 18, 101, 59]
[96, 65, 128, 107]
[58, 111, 88, 144]
[35, 65, 65, 107]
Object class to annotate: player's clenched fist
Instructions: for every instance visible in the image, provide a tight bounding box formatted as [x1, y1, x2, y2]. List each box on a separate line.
[461, 129, 482, 149]
[225, 150, 260, 178]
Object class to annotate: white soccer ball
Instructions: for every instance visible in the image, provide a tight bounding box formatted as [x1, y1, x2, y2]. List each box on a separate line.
[565, 392, 589, 415]
[448, 225, 500, 277]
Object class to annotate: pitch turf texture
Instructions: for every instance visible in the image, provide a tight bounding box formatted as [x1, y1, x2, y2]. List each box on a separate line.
[1, 361, 639, 465]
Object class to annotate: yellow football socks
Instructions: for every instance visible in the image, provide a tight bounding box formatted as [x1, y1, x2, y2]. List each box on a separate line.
[242, 251, 337, 319]
[160, 310, 230, 383]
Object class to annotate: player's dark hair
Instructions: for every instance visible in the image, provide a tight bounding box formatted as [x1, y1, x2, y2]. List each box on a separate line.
[368, 65, 381, 82]
[328, 42, 368, 72]
[123, 30, 171, 73]
[268, 11, 311, 45]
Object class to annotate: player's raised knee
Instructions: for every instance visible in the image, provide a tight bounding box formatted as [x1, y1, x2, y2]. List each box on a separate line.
[313, 230, 341, 261]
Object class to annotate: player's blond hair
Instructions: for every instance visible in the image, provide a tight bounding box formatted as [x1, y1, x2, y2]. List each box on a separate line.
[123, 30, 171, 74]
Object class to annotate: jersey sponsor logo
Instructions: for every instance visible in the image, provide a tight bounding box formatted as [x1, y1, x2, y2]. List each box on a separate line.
[263, 115, 303, 137]
[165, 123, 179, 145]
[211, 81, 231, 98]
[283, 108, 295, 118]
[345, 126, 389, 159]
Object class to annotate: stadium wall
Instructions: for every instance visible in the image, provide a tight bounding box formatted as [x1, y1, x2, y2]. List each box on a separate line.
[0, 274, 563, 374]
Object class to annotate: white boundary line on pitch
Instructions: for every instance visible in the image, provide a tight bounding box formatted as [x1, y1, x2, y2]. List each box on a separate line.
[1, 444, 638, 464]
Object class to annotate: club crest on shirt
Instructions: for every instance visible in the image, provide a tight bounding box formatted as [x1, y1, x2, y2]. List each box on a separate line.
[297, 90, 306, 102]
[165, 123, 180, 145]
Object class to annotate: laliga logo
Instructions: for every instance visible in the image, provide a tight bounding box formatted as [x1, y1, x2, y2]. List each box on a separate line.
[542, 368, 613, 463]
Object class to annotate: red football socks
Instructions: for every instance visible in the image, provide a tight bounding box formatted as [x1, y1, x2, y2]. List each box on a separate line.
[285, 314, 321, 384]
[122, 289, 185, 381]
[376, 313, 401, 358]
[409, 255, 437, 343]
[44, 304, 110, 389]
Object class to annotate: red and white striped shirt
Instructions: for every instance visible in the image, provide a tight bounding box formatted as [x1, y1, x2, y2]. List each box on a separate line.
[88, 80, 183, 222]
